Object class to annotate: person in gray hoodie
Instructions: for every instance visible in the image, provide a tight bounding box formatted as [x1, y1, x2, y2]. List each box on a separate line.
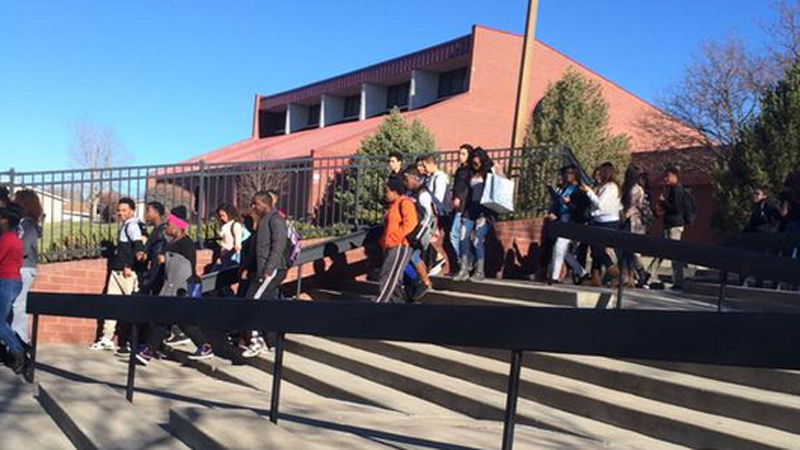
[242, 191, 288, 358]
[10, 190, 42, 346]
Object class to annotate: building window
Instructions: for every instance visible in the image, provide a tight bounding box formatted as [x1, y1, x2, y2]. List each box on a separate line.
[386, 82, 410, 110]
[343, 94, 360, 119]
[437, 67, 468, 99]
[307, 104, 321, 127]
[259, 111, 286, 138]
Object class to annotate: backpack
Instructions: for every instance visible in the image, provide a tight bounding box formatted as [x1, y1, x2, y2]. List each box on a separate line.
[639, 199, 656, 229]
[402, 197, 434, 250]
[682, 187, 697, 226]
[429, 172, 453, 217]
[285, 221, 302, 266]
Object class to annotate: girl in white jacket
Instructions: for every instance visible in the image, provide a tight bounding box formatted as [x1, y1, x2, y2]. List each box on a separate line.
[580, 162, 622, 286]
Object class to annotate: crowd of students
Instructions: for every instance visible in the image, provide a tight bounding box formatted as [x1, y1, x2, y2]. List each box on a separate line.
[86, 189, 295, 364]
[375, 144, 499, 303]
[0, 188, 42, 380]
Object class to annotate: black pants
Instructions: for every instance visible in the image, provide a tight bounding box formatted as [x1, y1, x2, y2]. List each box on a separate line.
[246, 269, 288, 348]
[590, 221, 620, 271]
[376, 246, 413, 304]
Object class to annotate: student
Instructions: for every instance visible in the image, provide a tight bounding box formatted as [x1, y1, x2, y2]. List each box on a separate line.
[647, 166, 691, 290]
[454, 147, 497, 282]
[375, 178, 418, 303]
[403, 167, 435, 299]
[744, 187, 781, 234]
[242, 191, 288, 358]
[621, 165, 651, 287]
[417, 154, 450, 273]
[547, 166, 588, 284]
[215, 203, 243, 267]
[139, 201, 168, 296]
[90, 197, 144, 351]
[778, 172, 800, 233]
[580, 162, 622, 287]
[0, 206, 26, 376]
[0, 186, 9, 208]
[388, 151, 404, 186]
[162, 207, 212, 361]
[10, 189, 42, 346]
[449, 144, 472, 275]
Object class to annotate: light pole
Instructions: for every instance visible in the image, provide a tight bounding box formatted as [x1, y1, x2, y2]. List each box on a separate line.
[510, 0, 540, 150]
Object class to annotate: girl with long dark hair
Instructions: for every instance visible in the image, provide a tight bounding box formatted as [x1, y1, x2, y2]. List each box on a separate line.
[453, 147, 496, 281]
[580, 162, 622, 286]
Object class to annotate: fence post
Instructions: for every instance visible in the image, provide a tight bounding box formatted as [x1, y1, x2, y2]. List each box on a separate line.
[27, 314, 39, 384]
[7, 167, 15, 192]
[269, 333, 286, 424]
[125, 324, 138, 402]
[501, 350, 523, 450]
[353, 160, 362, 227]
[196, 160, 206, 248]
[717, 271, 728, 312]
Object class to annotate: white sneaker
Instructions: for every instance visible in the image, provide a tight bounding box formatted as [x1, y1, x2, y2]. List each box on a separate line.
[241, 338, 269, 358]
[89, 338, 116, 351]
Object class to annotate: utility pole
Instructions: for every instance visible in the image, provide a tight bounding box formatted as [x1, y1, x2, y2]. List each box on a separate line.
[510, 0, 540, 150]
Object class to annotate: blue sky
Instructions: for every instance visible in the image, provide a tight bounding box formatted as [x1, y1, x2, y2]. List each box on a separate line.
[0, 0, 774, 171]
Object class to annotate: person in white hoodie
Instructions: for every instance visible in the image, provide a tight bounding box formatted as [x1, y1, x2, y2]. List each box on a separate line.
[580, 162, 622, 286]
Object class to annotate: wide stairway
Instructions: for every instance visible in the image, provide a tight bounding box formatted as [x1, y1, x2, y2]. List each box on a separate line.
[8, 276, 800, 449]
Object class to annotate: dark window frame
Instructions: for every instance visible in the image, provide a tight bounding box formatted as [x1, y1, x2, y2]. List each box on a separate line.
[437, 67, 469, 99]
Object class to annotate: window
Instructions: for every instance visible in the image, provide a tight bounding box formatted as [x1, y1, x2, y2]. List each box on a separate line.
[259, 111, 286, 138]
[386, 82, 410, 110]
[343, 94, 360, 119]
[307, 104, 321, 127]
[437, 67, 468, 99]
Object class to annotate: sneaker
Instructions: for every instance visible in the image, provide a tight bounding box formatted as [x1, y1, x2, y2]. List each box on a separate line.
[89, 338, 115, 351]
[114, 345, 131, 357]
[188, 344, 214, 360]
[135, 349, 152, 366]
[411, 284, 432, 302]
[429, 257, 447, 276]
[164, 332, 191, 346]
[241, 338, 269, 358]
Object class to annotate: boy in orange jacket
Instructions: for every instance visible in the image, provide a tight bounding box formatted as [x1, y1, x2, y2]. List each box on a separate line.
[375, 178, 418, 303]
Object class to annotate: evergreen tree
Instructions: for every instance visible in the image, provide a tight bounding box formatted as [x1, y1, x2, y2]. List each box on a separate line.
[335, 108, 436, 224]
[518, 68, 631, 212]
[713, 59, 800, 231]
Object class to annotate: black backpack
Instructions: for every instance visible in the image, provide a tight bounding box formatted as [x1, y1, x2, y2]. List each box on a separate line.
[402, 198, 434, 250]
[682, 187, 697, 226]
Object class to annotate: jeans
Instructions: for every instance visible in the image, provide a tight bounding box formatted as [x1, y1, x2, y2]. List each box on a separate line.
[0, 279, 23, 354]
[449, 212, 463, 259]
[12, 268, 35, 344]
[460, 217, 491, 264]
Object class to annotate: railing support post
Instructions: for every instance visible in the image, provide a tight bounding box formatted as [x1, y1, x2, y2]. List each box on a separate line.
[269, 332, 286, 424]
[353, 162, 362, 227]
[295, 264, 303, 300]
[717, 270, 728, 312]
[501, 350, 523, 450]
[617, 254, 627, 309]
[27, 314, 39, 383]
[196, 160, 206, 248]
[125, 324, 138, 403]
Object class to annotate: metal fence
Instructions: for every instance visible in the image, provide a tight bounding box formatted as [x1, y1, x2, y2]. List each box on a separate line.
[0, 146, 574, 262]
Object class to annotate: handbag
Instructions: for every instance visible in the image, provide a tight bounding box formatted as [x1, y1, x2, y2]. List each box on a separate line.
[480, 173, 515, 214]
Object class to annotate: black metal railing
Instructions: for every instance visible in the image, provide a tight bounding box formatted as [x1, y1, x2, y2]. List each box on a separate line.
[548, 221, 800, 310]
[1, 146, 572, 262]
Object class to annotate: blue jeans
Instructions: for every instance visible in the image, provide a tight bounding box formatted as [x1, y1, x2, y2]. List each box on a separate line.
[460, 217, 491, 264]
[0, 279, 23, 354]
[449, 212, 463, 259]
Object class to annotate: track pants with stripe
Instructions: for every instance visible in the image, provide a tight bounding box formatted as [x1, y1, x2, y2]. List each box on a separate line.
[375, 245, 413, 304]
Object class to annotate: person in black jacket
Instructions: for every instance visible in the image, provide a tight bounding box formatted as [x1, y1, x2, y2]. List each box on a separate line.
[90, 197, 145, 352]
[242, 191, 288, 358]
[448, 144, 472, 275]
[647, 166, 688, 290]
[744, 188, 781, 234]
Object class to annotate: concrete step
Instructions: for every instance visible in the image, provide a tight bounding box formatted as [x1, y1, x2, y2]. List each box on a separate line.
[37, 381, 188, 450]
[290, 335, 800, 450]
[0, 370, 73, 449]
[684, 281, 800, 312]
[196, 343, 462, 418]
[464, 347, 800, 434]
[630, 359, 800, 397]
[169, 406, 323, 450]
[283, 335, 688, 449]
